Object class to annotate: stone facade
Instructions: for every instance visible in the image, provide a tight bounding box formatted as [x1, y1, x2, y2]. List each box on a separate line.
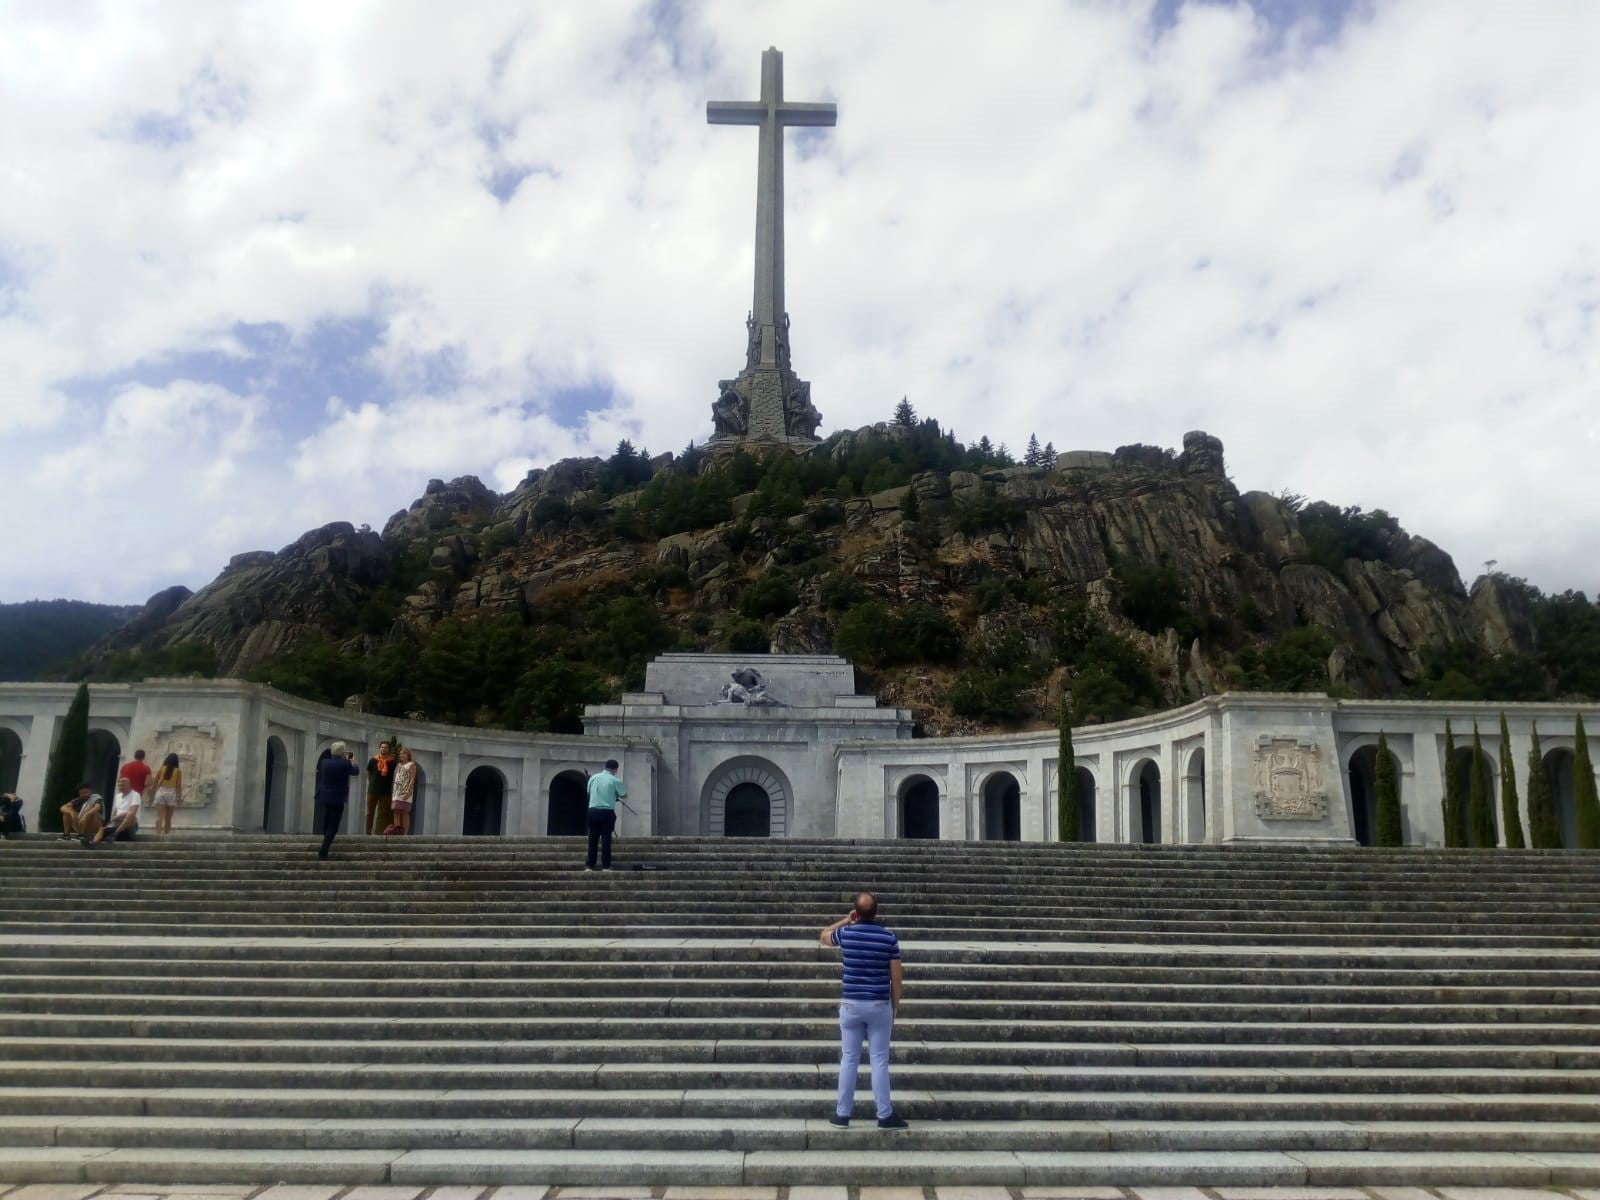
[2, 662, 1597, 847]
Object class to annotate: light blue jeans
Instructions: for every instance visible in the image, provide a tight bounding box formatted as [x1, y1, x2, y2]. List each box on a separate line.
[836, 997, 895, 1119]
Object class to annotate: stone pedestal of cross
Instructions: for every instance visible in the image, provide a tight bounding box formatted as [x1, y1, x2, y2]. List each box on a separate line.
[707, 47, 835, 444]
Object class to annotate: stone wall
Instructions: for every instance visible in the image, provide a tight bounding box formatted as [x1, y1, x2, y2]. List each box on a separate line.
[2, 671, 1596, 847]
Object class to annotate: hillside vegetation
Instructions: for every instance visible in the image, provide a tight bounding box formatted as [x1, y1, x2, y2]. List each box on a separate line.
[75, 410, 1600, 735]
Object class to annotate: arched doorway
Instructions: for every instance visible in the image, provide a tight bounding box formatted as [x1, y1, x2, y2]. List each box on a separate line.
[263, 736, 288, 833]
[899, 775, 940, 839]
[1449, 745, 1498, 847]
[1545, 748, 1578, 849]
[462, 766, 505, 836]
[1132, 759, 1161, 844]
[548, 770, 589, 836]
[981, 772, 1021, 841]
[0, 727, 22, 797]
[703, 758, 791, 838]
[85, 729, 122, 803]
[1075, 767, 1097, 842]
[724, 782, 771, 837]
[1183, 749, 1206, 843]
[1347, 745, 1379, 847]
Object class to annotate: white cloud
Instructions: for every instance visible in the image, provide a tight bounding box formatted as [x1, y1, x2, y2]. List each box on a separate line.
[2, 0, 1599, 603]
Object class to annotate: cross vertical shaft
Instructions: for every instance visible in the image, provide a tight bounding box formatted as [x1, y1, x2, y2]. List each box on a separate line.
[707, 47, 836, 442]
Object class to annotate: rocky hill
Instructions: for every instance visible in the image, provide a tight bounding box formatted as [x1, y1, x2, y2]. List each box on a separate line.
[78, 421, 1599, 734]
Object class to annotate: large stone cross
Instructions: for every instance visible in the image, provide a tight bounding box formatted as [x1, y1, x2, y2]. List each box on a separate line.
[707, 47, 834, 442]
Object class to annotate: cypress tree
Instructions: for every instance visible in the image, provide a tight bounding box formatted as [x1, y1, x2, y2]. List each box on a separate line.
[1497, 713, 1525, 849]
[39, 682, 90, 834]
[1526, 728, 1561, 849]
[1575, 713, 1600, 850]
[1057, 700, 1080, 842]
[1469, 724, 1496, 847]
[1373, 733, 1402, 847]
[1442, 720, 1461, 847]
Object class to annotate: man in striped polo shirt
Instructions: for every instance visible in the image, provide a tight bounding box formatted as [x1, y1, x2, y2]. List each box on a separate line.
[819, 890, 908, 1129]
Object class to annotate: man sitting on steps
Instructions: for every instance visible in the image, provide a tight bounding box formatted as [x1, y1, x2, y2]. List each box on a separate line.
[58, 783, 103, 842]
[820, 890, 908, 1130]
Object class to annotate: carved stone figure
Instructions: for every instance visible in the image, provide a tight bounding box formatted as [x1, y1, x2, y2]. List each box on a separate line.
[1251, 735, 1329, 820]
[712, 382, 748, 438]
[718, 666, 782, 706]
[774, 312, 791, 370]
[784, 381, 821, 439]
[744, 312, 761, 370]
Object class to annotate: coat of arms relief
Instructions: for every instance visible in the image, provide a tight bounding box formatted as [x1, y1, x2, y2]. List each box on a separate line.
[149, 722, 223, 807]
[1251, 735, 1329, 820]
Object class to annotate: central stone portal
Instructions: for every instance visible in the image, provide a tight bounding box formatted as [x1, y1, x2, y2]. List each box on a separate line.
[707, 46, 833, 446]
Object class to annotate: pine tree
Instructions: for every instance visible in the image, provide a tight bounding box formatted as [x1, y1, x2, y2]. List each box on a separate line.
[1575, 713, 1600, 850]
[1024, 434, 1043, 468]
[1442, 720, 1461, 847]
[899, 486, 921, 522]
[1057, 700, 1080, 842]
[1469, 724, 1496, 847]
[1042, 441, 1056, 465]
[1373, 732, 1403, 847]
[1526, 728, 1561, 849]
[893, 397, 916, 427]
[1497, 713, 1526, 848]
[39, 681, 90, 833]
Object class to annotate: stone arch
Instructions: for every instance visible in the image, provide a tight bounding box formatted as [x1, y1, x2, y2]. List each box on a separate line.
[548, 769, 589, 837]
[1448, 745, 1498, 847]
[0, 726, 22, 797]
[85, 728, 122, 803]
[462, 765, 506, 836]
[898, 774, 940, 840]
[702, 757, 791, 838]
[1074, 766, 1097, 842]
[1130, 758, 1161, 844]
[263, 736, 289, 833]
[1545, 747, 1579, 850]
[1183, 748, 1207, 844]
[980, 771, 1021, 841]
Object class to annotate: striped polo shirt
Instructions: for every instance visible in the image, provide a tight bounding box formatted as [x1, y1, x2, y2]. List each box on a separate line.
[831, 921, 902, 1000]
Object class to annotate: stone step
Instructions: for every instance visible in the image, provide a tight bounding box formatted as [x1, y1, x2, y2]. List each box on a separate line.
[3, 1034, 1596, 1069]
[11, 955, 1599, 985]
[6, 1113, 1600, 1153]
[15, 972, 1600, 1004]
[2, 1143, 1598, 1188]
[5, 1058, 1599, 1094]
[5, 1013, 1596, 1045]
[6, 1085, 1600, 1122]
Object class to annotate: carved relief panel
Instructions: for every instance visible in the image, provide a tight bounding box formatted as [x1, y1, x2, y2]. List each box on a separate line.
[1251, 735, 1328, 821]
[149, 722, 224, 807]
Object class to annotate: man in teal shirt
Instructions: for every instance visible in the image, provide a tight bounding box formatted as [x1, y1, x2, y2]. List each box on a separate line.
[585, 759, 626, 871]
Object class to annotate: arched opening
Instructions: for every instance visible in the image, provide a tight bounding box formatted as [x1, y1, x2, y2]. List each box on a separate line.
[1449, 746, 1498, 847]
[548, 770, 589, 836]
[1075, 767, 1097, 842]
[981, 772, 1021, 841]
[1545, 748, 1578, 850]
[1132, 759, 1161, 844]
[703, 758, 791, 838]
[85, 729, 122, 804]
[724, 782, 772, 838]
[263, 736, 288, 833]
[462, 766, 505, 836]
[1347, 745, 1379, 847]
[407, 765, 427, 834]
[898, 775, 940, 839]
[0, 727, 22, 797]
[1183, 750, 1207, 843]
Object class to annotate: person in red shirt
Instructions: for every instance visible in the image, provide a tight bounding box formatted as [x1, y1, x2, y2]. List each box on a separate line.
[119, 750, 153, 798]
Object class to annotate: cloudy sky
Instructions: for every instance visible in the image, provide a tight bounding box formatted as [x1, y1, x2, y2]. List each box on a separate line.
[3, 0, 1598, 604]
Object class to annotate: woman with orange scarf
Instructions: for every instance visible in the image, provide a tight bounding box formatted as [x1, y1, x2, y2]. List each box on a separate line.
[364, 741, 396, 837]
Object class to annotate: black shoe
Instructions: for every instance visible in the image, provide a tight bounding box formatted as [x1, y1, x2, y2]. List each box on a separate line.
[877, 1114, 909, 1130]
[828, 1114, 850, 1128]
[58, 833, 75, 841]
[317, 849, 329, 860]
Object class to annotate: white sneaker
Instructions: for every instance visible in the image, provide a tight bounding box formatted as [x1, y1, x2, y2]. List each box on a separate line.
[584, 867, 595, 872]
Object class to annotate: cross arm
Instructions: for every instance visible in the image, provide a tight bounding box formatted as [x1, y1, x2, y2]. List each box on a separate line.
[778, 102, 837, 127]
[707, 101, 765, 125]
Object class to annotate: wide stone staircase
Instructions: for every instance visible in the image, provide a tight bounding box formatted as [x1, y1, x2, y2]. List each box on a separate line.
[2, 836, 1599, 1188]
